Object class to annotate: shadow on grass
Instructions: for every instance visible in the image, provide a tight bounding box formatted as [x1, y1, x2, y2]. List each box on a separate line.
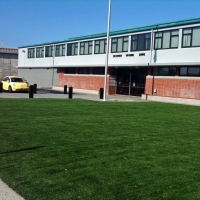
[0, 146, 45, 155]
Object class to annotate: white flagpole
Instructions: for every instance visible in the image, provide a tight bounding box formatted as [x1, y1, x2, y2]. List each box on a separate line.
[103, 0, 112, 101]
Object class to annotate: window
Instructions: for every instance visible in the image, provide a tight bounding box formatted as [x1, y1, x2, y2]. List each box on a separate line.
[28, 48, 35, 58]
[180, 67, 200, 76]
[93, 67, 105, 75]
[65, 67, 76, 74]
[36, 47, 44, 58]
[111, 36, 128, 53]
[78, 67, 90, 74]
[55, 44, 65, 56]
[153, 67, 176, 76]
[3, 77, 9, 82]
[80, 41, 93, 55]
[154, 30, 179, 49]
[67, 43, 78, 56]
[94, 39, 107, 54]
[182, 27, 200, 47]
[45, 46, 53, 57]
[131, 33, 151, 51]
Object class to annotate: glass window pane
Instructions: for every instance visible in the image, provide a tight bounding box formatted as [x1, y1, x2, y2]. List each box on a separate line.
[152, 67, 158, 75]
[183, 28, 192, 34]
[105, 43, 107, 53]
[180, 67, 187, 75]
[169, 67, 176, 75]
[123, 36, 128, 42]
[112, 43, 117, 52]
[138, 34, 144, 51]
[155, 38, 162, 49]
[162, 31, 170, 48]
[62, 45, 65, 55]
[192, 27, 200, 46]
[80, 46, 84, 54]
[188, 67, 200, 76]
[95, 45, 99, 54]
[145, 33, 151, 38]
[112, 38, 117, 42]
[72, 45, 75, 55]
[59, 46, 62, 55]
[156, 32, 162, 37]
[171, 36, 178, 48]
[93, 67, 105, 75]
[75, 46, 78, 55]
[132, 35, 137, 40]
[85, 42, 88, 54]
[117, 38, 123, 52]
[123, 41, 128, 52]
[145, 38, 151, 50]
[159, 67, 169, 75]
[131, 41, 137, 51]
[99, 40, 104, 53]
[89, 45, 92, 54]
[171, 30, 179, 35]
[183, 35, 191, 47]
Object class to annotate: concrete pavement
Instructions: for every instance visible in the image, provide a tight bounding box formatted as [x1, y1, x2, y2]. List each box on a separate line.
[0, 88, 144, 102]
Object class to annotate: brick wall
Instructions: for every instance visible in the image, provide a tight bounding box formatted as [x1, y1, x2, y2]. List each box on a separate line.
[59, 68, 117, 95]
[145, 76, 200, 100]
[59, 70, 110, 94]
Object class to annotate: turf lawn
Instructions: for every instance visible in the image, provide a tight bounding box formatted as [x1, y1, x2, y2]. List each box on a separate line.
[0, 99, 200, 200]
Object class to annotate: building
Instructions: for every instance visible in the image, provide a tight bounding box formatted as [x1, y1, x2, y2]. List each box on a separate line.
[0, 47, 18, 80]
[18, 17, 200, 101]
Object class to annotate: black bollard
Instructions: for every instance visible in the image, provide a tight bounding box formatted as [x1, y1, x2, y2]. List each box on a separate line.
[29, 85, 34, 98]
[68, 87, 73, 99]
[64, 85, 67, 94]
[33, 84, 37, 94]
[0, 82, 2, 93]
[99, 88, 104, 99]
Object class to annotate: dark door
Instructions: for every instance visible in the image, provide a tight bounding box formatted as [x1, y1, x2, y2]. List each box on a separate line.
[116, 67, 147, 96]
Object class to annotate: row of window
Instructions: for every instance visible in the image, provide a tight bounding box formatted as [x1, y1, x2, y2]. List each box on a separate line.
[65, 67, 105, 75]
[152, 66, 200, 76]
[64, 66, 200, 76]
[27, 26, 200, 58]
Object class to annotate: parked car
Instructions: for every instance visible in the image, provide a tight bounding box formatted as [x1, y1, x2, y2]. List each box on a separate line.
[1, 76, 29, 92]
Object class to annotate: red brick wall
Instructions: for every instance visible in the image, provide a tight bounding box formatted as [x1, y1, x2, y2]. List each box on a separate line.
[59, 70, 114, 94]
[145, 76, 200, 100]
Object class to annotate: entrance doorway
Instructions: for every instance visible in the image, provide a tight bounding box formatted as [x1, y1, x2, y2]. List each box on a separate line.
[116, 67, 147, 96]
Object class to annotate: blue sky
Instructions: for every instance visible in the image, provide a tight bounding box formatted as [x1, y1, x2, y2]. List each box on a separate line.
[1, 0, 200, 48]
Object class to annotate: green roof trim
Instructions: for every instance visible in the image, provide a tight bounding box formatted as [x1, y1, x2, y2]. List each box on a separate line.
[19, 16, 200, 48]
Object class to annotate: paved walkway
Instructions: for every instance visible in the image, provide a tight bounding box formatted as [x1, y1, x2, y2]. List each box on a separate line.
[0, 179, 24, 200]
[0, 88, 145, 102]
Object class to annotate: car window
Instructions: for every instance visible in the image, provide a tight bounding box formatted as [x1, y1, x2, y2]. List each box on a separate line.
[3, 77, 8, 81]
[11, 78, 23, 82]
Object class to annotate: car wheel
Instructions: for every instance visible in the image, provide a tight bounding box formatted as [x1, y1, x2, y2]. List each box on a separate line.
[8, 86, 12, 93]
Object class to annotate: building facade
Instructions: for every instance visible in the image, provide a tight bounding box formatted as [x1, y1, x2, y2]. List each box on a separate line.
[18, 17, 200, 100]
[0, 47, 18, 80]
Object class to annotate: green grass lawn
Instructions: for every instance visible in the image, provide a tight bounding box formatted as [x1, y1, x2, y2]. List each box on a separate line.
[0, 99, 200, 200]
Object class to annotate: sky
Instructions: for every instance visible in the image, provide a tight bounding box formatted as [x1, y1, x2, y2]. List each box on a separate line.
[1, 0, 200, 48]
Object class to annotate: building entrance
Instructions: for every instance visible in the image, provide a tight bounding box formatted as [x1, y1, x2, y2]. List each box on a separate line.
[116, 67, 147, 96]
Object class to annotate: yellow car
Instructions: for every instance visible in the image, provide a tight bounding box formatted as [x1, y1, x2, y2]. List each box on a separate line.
[1, 76, 29, 92]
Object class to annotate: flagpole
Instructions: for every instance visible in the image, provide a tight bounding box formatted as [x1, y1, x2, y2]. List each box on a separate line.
[103, 0, 112, 101]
